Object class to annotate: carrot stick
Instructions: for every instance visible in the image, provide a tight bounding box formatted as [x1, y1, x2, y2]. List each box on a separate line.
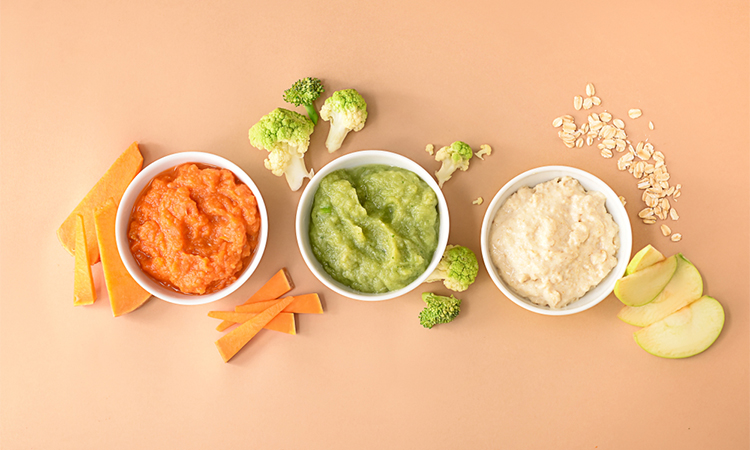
[235, 293, 322, 314]
[215, 268, 294, 332]
[208, 311, 296, 335]
[215, 296, 294, 362]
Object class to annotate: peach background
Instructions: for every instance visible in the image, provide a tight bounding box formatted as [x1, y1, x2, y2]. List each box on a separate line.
[1, 1, 748, 449]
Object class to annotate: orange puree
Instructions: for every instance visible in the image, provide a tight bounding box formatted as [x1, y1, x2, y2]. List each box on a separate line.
[128, 163, 260, 295]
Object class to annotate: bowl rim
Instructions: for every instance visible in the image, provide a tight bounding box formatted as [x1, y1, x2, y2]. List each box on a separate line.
[115, 151, 269, 306]
[295, 149, 450, 301]
[480, 165, 632, 316]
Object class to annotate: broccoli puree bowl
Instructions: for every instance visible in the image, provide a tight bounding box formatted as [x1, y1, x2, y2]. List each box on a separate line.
[296, 150, 450, 301]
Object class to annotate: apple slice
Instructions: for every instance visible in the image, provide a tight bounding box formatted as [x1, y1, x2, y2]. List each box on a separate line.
[625, 244, 665, 276]
[614, 255, 677, 306]
[634, 296, 724, 358]
[618, 254, 703, 327]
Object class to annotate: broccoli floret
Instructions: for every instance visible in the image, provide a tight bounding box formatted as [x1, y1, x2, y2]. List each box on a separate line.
[283, 77, 325, 125]
[434, 141, 473, 188]
[419, 292, 461, 329]
[248, 108, 315, 191]
[319, 88, 368, 153]
[425, 245, 479, 292]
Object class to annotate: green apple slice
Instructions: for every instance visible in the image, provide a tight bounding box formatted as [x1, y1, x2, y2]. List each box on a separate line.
[614, 255, 677, 306]
[634, 296, 724, 358]
[625, 244, 665, 275]
[618, 254, 703, 326]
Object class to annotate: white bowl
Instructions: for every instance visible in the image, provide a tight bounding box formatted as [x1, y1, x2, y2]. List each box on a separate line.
[480, 166, 632, 316]
[116, 152, 268, 305]
[296, 150, 450, 301]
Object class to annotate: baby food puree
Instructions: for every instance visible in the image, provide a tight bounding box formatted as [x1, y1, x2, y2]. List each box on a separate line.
[128, 163, 261, 295]
[309, 165, 439, 293]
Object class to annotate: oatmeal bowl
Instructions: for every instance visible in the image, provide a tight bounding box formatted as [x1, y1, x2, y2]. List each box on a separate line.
[480, 166, 632, 316]
[116, 152, 268, 305]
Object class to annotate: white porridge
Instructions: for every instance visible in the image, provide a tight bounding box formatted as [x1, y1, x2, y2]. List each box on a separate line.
[489, 176, 619, 309]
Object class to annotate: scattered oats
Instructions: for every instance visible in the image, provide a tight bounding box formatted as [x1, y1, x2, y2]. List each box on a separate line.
[670, 208, 679, 220]
[649, 121, 654, 130]
[603, 138, 616, 149]
[622, 152, 634, 162]
[475, 144, 492, 160]
[633, 162, 645, 179]
[553, 117, 564, 127]
[617, 159, 630, 171]
[661, 224, 672, 236]
[638, 207, 655, 218]
[583, 97, 593, 110]
[563, 122, 577, 132]
[671, 233, 682, 242]
[637, 179, 651, 189]
[613, 118, 625, 129]
[643, 218, 657, 224]
[619, 196, 627, 206]
[425, 144, 434, 155]
[660, 198, 671, 211]
[563, 115, 575, 121]
[629, 108, 643, 119]
[576, 138, 584, 148]
[615, 139, 627, 152]
[592, 96, 602, 106]
[586, 83, 596, 96]
[601, 125, 617, 139]
[645, 194, 659, 208]
[473, 197, 484, 205]
[600, 112, 612, 122]
[586, 136, 594, 146]
[614, 129, 627, 140]
[601, 148, 613, 158]
[666, 186, 675, 196]
[574, 95, 583, 110]
[644, 163, 655, 174]
[653, 151, 665, 162]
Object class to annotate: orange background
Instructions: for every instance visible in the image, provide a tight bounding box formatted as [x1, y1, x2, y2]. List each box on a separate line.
[1, 1, 748, 449]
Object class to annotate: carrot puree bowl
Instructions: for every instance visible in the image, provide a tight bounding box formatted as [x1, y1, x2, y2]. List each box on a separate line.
[295, 150, 450, 302]
[116, 152, 268, 305]
[480, 166, 632, 316]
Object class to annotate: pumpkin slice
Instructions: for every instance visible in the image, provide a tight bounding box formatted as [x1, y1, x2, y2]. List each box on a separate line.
[73, 214, 96, 306]
[215, 296, 294, 362]
[58, 142, 143, 263]
[235, 293, 322, 314]
[94, 198, 151, 317]
[208, 311, 296, 335]
[216, 268, 294, 332]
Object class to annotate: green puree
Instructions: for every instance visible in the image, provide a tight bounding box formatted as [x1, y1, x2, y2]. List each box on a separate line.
[309, 165, 440, 293]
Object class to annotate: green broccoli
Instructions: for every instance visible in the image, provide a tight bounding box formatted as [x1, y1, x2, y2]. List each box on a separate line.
[319, 88, 368, 153]
[248, 108, 315, 191]
[419, 292, 461, 329]
[283, 77, 325, 125]
[425, 245, 479, 292]
[434, 141, 473, 188]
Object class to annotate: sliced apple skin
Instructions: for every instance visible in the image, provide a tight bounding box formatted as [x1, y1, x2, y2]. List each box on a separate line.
[625, 244, 665, 276]
[618, 254, 703, 327]
[614, 255, 677, 306]
[634, 296, 724, 359]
